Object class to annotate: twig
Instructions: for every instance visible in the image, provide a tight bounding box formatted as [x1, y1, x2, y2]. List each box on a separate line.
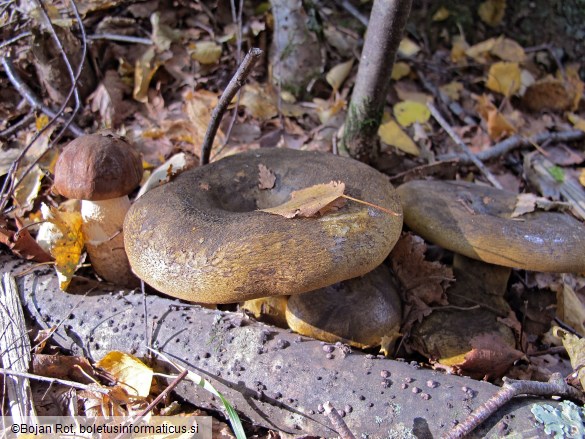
[0, 368, 110, 394]
[1, 57, 84, 136]
[442, 373, 583, 439]
[87, 33, 153, 45]
[323, 401, 356, 439]
[0, 30, 31, 49]
[437, 130, 585, 163]
[0, 112, 35, 138]
[200, 47, 263, 166]
[340, 0, 369, 27]
[428, 102, 503, 189]
[113, 370, 189, 439]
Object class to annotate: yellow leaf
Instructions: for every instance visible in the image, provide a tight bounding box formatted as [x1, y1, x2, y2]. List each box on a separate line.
[486, 61, 521, 96]
[183, 89, 224, 148]
[432, 6, 450, 21]
[240, 83, 278, 121]
[13, 166, 43, 214]
[553, 327, 585, 390]
[490, 36, 525, 62]
[393, 100, 431, 127]
[326, 59, 354, 92]
[478, 0, 506, 27]
[439, 81, 463, 101]
[391, 61, 411, 80]
[465, 38, 496, 64]
[314, 96, 345, 124]
[398, 38, 421, 57]
[35, 114, 50, 131]
[259, 181, 346, 218]
[96, 351, 154, 398]
[190, 41, 222, 64]
[564, 64, 584, 111]
[40, 203, 84, 291]
[378, 117, 420, 156]
[579, 168, 585, 187]
[474, 94, 516, 140]
[451, 35, 469, 64]
[567, 113, 585, 131]
[133, 47, 160, 103]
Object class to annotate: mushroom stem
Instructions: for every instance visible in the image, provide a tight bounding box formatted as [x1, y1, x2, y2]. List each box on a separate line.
[81, 196, 137, 287]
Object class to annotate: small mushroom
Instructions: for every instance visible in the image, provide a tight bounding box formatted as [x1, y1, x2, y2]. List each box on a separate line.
[53, 134, 143, 286]
[286, 264, 402, 349]
[396, 180, 585, 272]
[124, 148, 403, 303]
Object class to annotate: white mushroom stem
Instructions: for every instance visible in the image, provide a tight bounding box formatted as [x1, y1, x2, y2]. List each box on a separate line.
[81, 196, 137, 287]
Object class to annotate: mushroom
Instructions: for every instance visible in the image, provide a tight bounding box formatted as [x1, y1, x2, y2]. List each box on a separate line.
[53, 134, 143, 287]
[396, 179, 585, 273]
[124, 148, 403, 303]
[286, 264, 402, 349]
[396, 179, 585, 374]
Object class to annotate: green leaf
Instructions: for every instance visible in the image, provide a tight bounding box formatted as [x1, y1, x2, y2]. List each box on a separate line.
[548, 166, 565, 183]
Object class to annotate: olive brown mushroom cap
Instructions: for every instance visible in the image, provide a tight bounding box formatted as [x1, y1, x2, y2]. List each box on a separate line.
[124, 148, 403, 303]
[397, 180, 585, 272]
[54, 134, 143, 201]
[285, 264, 402, 348]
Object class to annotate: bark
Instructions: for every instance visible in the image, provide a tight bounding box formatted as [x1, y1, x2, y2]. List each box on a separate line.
[342, 0, 412, 164]
[1, 253, 558, 438]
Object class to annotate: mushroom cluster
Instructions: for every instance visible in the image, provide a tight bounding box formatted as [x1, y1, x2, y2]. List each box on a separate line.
[124, 148, 404, 304]
[53, 134, 143, 287]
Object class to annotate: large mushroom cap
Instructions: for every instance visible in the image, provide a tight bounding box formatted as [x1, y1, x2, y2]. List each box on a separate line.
[54, 134, 143, 201]
[397, 180, 585, 272]
[124, 148, 403, 303]
[285, 264, 402, 348]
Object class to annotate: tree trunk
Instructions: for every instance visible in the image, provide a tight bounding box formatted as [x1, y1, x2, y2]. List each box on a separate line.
[342, 0, 412, 164]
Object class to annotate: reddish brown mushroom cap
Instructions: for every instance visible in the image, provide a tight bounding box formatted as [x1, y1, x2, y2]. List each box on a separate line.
[54, 134, 143, 201]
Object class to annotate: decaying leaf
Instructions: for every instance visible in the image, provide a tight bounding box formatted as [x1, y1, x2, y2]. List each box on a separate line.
[33, 354, 97, 384]
[490, 37, 525, 63]
[393, 100, 431, 127]
[474, 94, 516, 140]
[432, 6, 450, 21]
[96, 351, 153, 398]
[553, 327, 585, 390]
[240, 84, 278, 121]
[190, 41, 222, 64]
[259, 181, 346, 218]
[39, 203, 84, 291]
[390, 233, 453, 327]
[151, 12, 180, 51]
[398, 38, 421, 57]
[258, 164, 276, 190]
[511, 193, 569, 217]
[133, 46, 161, 103]
[378, 116, 420, 156]
[0, 217, 53, 262]
[478, 0, 506, 27]
[486, 61, 521, 96]
[391, 62, 411, 81]
[555, 274, 585, 336]
[439, 81, 464, 101]
[326, 59, 353, 92]
[454, 333, 525, 380]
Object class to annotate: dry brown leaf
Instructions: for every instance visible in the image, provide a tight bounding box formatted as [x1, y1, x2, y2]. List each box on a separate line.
[511, 193, 569, 217]
[455, 333, 525, 380]
[0, 217, 53, 263]
[259, 181, 346, 218]
[474, 94, 516, 140]
[33, 354, 97, 384]
[390, 233, 453, 328]
[258, 164, 276, 190]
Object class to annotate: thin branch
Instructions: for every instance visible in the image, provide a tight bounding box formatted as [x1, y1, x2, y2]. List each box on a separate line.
[0, 368, 110, 395]
[0, 30, 31, 49]
[323, 401, 356, 439]
[442, 373, 583, 439]
[200, 47, 263, 166]
[0, 112, 35, 139]
[428, 102, 503, 189]
[87, 33, 153, 45]
[340, 0, 369, 27]
[438, 130, 585, 163]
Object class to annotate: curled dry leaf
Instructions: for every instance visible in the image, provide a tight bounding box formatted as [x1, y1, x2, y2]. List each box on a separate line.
[511, 193, 570, 218]
[259, 181, 346, 218]
[96, 351, 153, 398]
[0, 217, 53, 262]
[258, 163, 276, 190]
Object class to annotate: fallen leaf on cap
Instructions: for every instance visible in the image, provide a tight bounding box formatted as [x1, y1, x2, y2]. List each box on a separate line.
[258, 164, 276, 189]
[259, 181, 347, 218]
[511, 193, 570, 218]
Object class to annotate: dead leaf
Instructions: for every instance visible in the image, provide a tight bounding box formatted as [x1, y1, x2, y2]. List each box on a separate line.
[439, 81, 464, 101]
[258, 164, 276, 190]
[490, 36, 525, 62]
[455, 333, 525, 380]
[478, 0, 506, 27]
[378, 116, 420, 156]
[326, 59, 353, 92]
[133, 46, 161, 103]
[259, 181, 346, 218]
[393, 100, 431, 127]
[390, 233, 453, 328]
[33, 354, 97, 384]
[553, 327, 585, 390]
[96, 351, 153, 398]
[398, 38, 420, 57]
[486, 61, 521, 96]
[391, 62, 411, 81]
[465, 38, 497, 64]
[190, 41, 222, 64]
[150, 12, 180, 51]
[511, 193, 569, 217]
[240, 84, 278, 121]
[556, 274, 585, 336]
[474, 94, 516, 140]
[432, 6, 450, 21]
[522, 77, 573, 112]
[0, 217, 53, 262]
[87, 70, 135, 128]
